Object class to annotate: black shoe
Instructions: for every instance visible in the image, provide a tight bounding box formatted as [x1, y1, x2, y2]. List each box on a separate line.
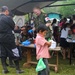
[2, 70, 9, 74]
[16, 70, 24, 74]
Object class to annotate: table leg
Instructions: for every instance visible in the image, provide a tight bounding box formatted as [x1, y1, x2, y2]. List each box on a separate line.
[70, 43, 74, 65]
[27, 49, 31, 63]
[49, 51, 59, 72]
[23, 49, 32, 67]
[70, 43, 73, 65]
[55, 52, 58, 72]
[70, 46, 71, 65]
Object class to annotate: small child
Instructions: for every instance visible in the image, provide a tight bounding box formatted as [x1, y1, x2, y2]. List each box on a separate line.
[36, 25, 51, 75]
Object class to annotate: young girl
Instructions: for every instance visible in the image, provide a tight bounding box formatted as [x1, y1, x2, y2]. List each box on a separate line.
[60, 23, 70, 59]
[36, 25, 51, 75]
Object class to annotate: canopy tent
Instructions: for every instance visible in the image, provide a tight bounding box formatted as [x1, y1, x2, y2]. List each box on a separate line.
[0, 0, 64, 15]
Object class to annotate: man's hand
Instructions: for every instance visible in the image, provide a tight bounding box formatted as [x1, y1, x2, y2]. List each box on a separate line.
[46, 23, 51, 27]
[45, 41, 52, 47]
[32, 27, 35, 31]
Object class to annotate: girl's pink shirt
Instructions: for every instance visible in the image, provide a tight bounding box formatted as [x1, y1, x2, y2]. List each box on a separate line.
[36, 34, 51, 60]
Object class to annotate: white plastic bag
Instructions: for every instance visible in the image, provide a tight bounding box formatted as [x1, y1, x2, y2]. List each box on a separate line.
[50, 40, 56, 49]
[12, 48, 19, 57]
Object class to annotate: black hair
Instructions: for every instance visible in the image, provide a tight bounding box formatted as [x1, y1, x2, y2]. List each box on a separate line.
[61, 23, 70, 31]
[63, 17, 67, 22]
[69, 19, 73, 25]
[51, 19, 57, 26]
[37, 24, 48, 33]
[1, 6, 9, 12]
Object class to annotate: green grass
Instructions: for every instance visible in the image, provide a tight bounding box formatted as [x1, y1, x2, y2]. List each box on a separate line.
[0, 53, 75, 75]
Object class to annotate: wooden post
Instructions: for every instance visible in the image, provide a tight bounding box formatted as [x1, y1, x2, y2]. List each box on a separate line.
[27, 49, 31, 63]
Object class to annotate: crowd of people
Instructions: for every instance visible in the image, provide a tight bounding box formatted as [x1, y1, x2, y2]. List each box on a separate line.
[0, 5, 75, 75]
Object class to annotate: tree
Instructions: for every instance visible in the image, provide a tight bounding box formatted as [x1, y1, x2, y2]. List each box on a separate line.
[59, 0, 75, 17]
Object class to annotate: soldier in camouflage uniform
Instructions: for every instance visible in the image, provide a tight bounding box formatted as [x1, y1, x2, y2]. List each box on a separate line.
[33, 6, 52, 40]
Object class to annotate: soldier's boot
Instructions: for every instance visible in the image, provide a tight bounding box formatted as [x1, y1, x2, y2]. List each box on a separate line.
[1, 57, 9, 74]
[14, 60, 24, 74]
[9, 57, 15, 68]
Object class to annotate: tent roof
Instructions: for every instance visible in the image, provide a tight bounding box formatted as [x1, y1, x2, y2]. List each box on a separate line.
[11, 1, 55, 15]
[0, 0, 64, 15]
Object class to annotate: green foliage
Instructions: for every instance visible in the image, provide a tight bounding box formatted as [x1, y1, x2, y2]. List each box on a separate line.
[43, 0, 75, 17]
[43, 1, 62, 14]
[59, 0, 75, 17]
[25, 14, 29, 23]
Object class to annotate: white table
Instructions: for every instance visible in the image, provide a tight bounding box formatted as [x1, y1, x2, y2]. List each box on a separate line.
[20, 44, 61, 72]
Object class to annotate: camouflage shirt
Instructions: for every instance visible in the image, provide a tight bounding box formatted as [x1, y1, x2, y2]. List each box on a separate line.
[34, 13, 46, 29]
[34, 13, 52, 39]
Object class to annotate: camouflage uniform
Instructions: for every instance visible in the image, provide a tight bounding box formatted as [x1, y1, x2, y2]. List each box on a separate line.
[45, 27, 52, 40]
[34, 13, 46, 29]
[34, 13, 52, 40]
